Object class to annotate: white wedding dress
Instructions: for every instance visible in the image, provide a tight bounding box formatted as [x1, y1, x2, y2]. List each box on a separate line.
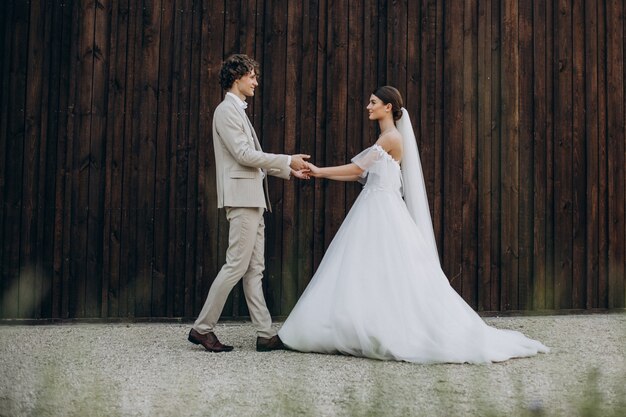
[279, 111, 548, 364]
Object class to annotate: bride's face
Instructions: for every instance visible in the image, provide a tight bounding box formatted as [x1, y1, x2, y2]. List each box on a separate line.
[366, 95, 391, 121]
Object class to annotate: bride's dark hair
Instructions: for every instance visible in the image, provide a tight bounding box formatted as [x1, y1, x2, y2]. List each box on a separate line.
[373, 86, 404, 121]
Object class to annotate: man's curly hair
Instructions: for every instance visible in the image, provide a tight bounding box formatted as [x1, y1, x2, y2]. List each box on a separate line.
[219, 54, 260, 90]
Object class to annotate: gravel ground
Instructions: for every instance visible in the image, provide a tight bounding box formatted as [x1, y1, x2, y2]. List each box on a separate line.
[1, 314, 625, 417]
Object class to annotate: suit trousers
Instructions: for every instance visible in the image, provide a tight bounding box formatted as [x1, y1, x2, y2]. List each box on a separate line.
[193, 206, 276, 338]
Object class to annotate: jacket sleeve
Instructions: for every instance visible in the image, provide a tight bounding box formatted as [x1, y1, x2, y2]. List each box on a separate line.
[215, 105, 291, 178]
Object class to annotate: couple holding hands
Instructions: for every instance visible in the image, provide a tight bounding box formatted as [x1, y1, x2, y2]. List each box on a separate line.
[189, 54, 548, 364]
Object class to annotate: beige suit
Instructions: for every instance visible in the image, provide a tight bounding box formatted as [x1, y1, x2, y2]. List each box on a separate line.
[194, 94, 290, 338]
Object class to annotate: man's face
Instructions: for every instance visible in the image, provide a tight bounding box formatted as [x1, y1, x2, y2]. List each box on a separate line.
[236, 69, 258, 98]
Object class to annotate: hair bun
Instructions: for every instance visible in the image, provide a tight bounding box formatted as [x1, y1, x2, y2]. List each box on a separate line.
[392, 108, 403, 121]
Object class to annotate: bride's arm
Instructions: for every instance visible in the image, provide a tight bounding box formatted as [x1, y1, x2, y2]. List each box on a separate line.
[308, 162, 363, 182]
[324, 174, 361, 182]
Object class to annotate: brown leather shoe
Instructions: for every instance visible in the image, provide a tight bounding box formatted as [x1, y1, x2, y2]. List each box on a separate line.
[188, 328, 234, 352]
[256, 335, 285, 352]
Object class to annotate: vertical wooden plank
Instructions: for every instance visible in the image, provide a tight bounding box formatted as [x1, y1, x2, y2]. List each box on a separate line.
[461, 0, 478, 308]
[223, 0, 241, 57]
[251, 0, 265, 130]
[295, 0, 319, 300]
[35, 0, 55, 318]
[345, 0, 364, 209]
[477, 0, 492, 311]
[386, 0, 407, 89]
[500, 0, 520, 311]
[313, 0, 327, 271]
[195, 0, 208, 318]
[597, 0, 608, 309]
[406, 0, 420, 140]
[518, 0, 534, 310]
[70, 0, 97, 318]
[1, 0, 27, 319]
[239, 0, 257, 55]
[532, 0, 547, 310]
[173, 0, 191, 317]
[363, 0, 378, 177]
[571, 0, 586, 309]
[623, 0, 626, 308]
[0, 0, 7, 315]
[152, 1, 174, 318]
[281, 0, 303, 313]
[120, 0, 140, 318]
[0, 0, 6, 286]
[57, 0, 79, 319]
[137, 0, 159, 317]
[433, 0, 445, 265]
[489, 0, 502, 311]
[176, 2, 194, 317]
[83, 0, 110, 318]
[584, 0, 599, 309]
[376, 0, 387, 82]
[101, 0, 117, 318]
[3, 0, 28, 318]
[41, 1, 64, 318]
[606, 0, 625, 308]
[442, 0, 463, 294]
[166, 0, 182, 317]
[262, 0, 287, 314]
[544, 0, 555, 310]
[124, 2, 143, 317]
[0, 2, 9, 318]
[0, 0, 10, 317]
[622, 0, 626, 308]
[554, 0, 574, 309]
[324, 0, 348, 256]
[19, 0, 45, 317]
[185, 0, 201, 317]
[419, 0, 441, 262]
[103, 0, 130, 318]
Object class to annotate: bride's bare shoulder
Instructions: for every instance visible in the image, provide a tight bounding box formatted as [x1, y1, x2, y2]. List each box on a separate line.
[376, 129, 403, 156]
[376, 129, 402, 161]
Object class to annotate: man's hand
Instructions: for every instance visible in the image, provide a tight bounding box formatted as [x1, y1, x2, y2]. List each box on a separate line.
[289, 154, 311, 171]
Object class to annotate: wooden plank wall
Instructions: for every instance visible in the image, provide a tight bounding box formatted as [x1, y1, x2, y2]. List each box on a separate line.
[0, 0, 624, 319]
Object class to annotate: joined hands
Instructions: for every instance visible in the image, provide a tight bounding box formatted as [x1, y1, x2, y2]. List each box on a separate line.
[290, 160, 322, 180]
[289, 154, 322, 180]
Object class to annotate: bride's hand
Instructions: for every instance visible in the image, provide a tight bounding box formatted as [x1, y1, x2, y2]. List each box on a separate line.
[306, 162, 323, 177]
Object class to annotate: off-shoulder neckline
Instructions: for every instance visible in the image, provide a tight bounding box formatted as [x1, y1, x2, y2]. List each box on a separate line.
[371, 144, 401, 165]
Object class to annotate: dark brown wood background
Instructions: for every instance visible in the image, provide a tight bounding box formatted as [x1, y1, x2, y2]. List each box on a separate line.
[0, 0, 624, 319]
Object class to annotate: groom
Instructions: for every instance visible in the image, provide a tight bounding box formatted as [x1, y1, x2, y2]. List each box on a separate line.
[188, 54, 310, 352]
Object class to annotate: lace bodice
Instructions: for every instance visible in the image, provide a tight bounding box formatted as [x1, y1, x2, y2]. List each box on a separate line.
[352, 144, 402, 195]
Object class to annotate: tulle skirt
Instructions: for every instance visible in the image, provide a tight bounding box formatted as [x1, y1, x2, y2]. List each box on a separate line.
[278, 188, 548, 363]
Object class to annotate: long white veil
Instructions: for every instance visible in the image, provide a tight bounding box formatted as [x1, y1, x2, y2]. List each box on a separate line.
[397, 108, 440, 260]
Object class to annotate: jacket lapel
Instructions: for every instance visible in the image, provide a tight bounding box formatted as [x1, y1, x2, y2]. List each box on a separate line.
[225, 95, 262, 150]
[244, 113, 263, 151]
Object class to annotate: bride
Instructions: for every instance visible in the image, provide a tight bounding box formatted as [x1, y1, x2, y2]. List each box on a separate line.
[278, 86, 548, 363]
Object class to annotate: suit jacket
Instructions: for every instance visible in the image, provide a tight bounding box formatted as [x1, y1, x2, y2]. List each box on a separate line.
[212, 94, 291, 211]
